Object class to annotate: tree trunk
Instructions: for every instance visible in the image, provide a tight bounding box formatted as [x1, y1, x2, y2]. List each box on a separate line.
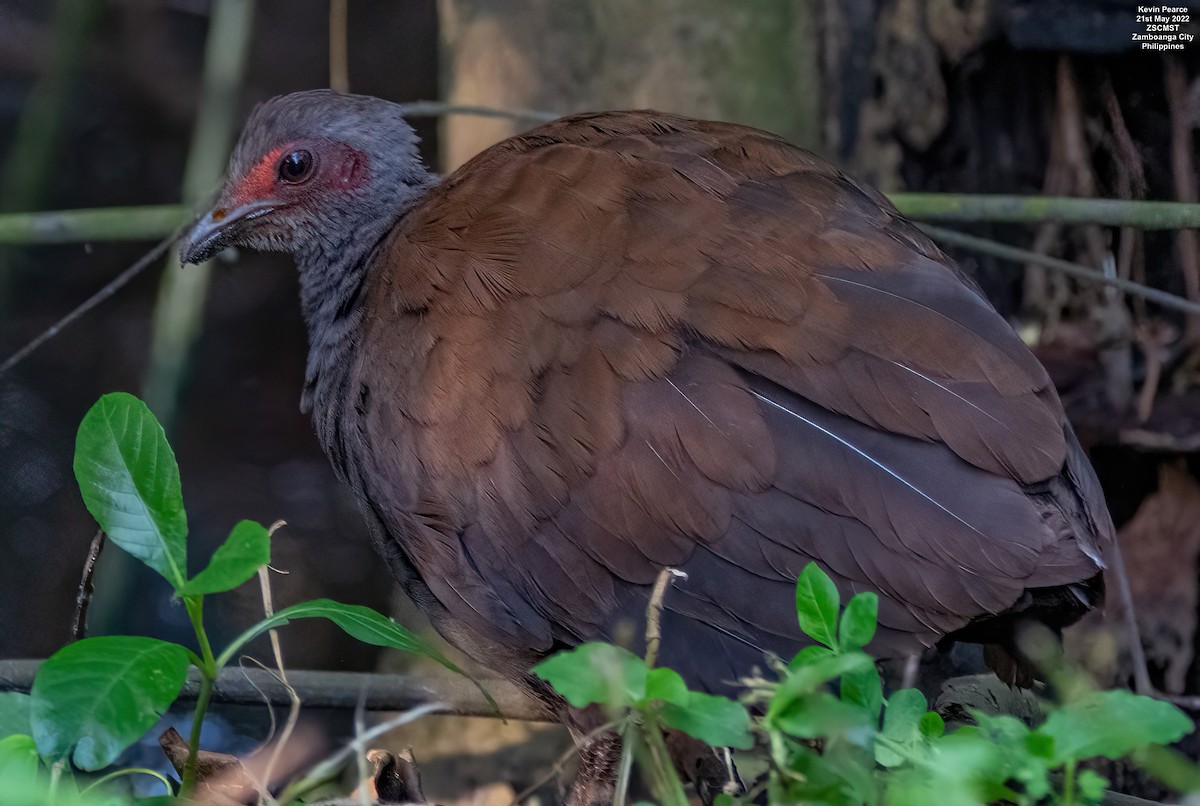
[437, 0, 822, 170]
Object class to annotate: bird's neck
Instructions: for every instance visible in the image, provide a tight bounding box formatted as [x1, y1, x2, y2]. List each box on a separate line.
[294, 179, 433, 422]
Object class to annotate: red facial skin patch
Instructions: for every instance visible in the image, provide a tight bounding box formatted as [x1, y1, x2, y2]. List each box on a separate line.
[224, 142, 369, 211]
[227, 145, 288, 208]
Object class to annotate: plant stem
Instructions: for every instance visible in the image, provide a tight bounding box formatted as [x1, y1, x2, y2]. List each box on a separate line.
[143, 0, 256, 431]
[0, 205, 188, 244]
[1062, 759, 1077, 806]
[48, 760, 63, 798]
[892, 194, 1200, 229]
[185, 596, 217, 672]
[921, 224, 1200, 317]
[641, 711, 690, 806]
[181, 595, 217, 797]
[181, 674, 214, 796]
[329, 0, 350, 92]
[613, 719, 638, 806]
[82, 767, 174, 796]
[0, 231, 178, 379]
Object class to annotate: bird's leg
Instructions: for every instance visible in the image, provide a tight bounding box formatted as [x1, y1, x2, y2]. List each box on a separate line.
[665, 730, 744, 804]
[565, 729, 621, 806]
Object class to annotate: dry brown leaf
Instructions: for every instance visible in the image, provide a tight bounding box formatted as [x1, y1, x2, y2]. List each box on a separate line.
[1111, 463, 1200, 692]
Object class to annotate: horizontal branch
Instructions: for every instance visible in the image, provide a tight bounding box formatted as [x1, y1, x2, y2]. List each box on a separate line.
[892, 193, 1200, 229]
[0, 205, 188, 244]
[920, 224, 1200, 317]
[396, 100, 560, 124]
[5, 195, 1200, 247]
[0, 659, 549, 722]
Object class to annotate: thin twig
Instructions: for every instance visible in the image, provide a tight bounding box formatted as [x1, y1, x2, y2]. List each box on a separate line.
[275, 702, 447, 804]
[0, 229, 180, 377]
[354, 686, 371, 806]
[1101, 72, 1147, 328]
[70, 528, 106, 640]
[613, 722, 638, 806]
[228, 657, 287, 800]
[644, 568, 685, 669]
[1055, 57, 1108, 271]
[1134, 323, 1172, 423]
[328, 0, 349, 93]
[395, 100, 560, 124]
[1108, 534, 1156, 698]
[920, 224, 1200, 317]
[255, 526, 299, 801]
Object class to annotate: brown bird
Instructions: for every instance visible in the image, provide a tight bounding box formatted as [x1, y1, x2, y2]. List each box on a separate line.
[182, 91, 1112, 801]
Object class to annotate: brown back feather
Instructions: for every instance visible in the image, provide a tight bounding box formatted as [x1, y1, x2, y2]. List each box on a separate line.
[345, 111, 1111, 689]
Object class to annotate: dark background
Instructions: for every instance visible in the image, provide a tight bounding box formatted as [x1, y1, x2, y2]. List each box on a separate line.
[0, 0, 439, 668]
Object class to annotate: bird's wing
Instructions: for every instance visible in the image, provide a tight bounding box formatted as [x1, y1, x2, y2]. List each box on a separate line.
[358, 111, 1109, 684]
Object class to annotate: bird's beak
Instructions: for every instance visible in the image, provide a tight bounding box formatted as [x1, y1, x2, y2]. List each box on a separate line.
[180, 198, 279, 264]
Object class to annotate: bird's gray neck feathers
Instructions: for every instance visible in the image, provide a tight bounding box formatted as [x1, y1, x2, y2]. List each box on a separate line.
[294, 178, 432, 439]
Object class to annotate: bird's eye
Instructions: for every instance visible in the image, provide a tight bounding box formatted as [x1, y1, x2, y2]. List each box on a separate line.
[278, 150, 314, 183]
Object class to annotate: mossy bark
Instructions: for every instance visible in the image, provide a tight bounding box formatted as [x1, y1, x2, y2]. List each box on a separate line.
[437, 0, 823, 171]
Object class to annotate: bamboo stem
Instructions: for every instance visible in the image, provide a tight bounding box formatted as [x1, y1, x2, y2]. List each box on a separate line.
[329, 0, 350, 93]
[0, 0, 97, 214]
[0, 205, 187, 244]
[891, 193, 1200, 229]
[0, 0, 98, 307]
[142, 0, 256, 430]
[6, 194, 1200, 248]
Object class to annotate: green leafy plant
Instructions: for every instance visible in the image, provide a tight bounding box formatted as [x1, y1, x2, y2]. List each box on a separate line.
[535, 562, 1196, 806]
[534, 640, 752, 805]
[0, 392, 466, 802]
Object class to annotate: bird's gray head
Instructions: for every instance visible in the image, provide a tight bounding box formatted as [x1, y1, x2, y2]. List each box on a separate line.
[181, 90, 430, 264]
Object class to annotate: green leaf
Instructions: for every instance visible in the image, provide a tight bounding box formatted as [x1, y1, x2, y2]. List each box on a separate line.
[918, 710, 945, 738]
[73, 393, 187, 591]
[769, 689, 871, 740]
[30, 636, 189, 770]
[788, 644, 835, 669]
[876, 689, 928, 767]
[645, 667, 689, 707]
[781, 739, 876, 805]
[838, 592, 878, 652]
[781, 653, 872, 699]
[0, 734, 39, 788]
[795, 563, 840, 649]
[969, 712, 1050, 798]
[882, 689, 927, 740]
[181, 520, 270, 595]
[531, 643, 647, 709]
[1038, 690, 1194, 764]
[767, 652, 872, 728]
[840, 663, 883, 723]
[1078, 769, 1108, 804]
[1024, 731, 1055, 759]
[0, 692, 32, 739]
[971, 711, 1032, 747]
[220, 598, 460, 673]
[660, 691, 753, 749]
